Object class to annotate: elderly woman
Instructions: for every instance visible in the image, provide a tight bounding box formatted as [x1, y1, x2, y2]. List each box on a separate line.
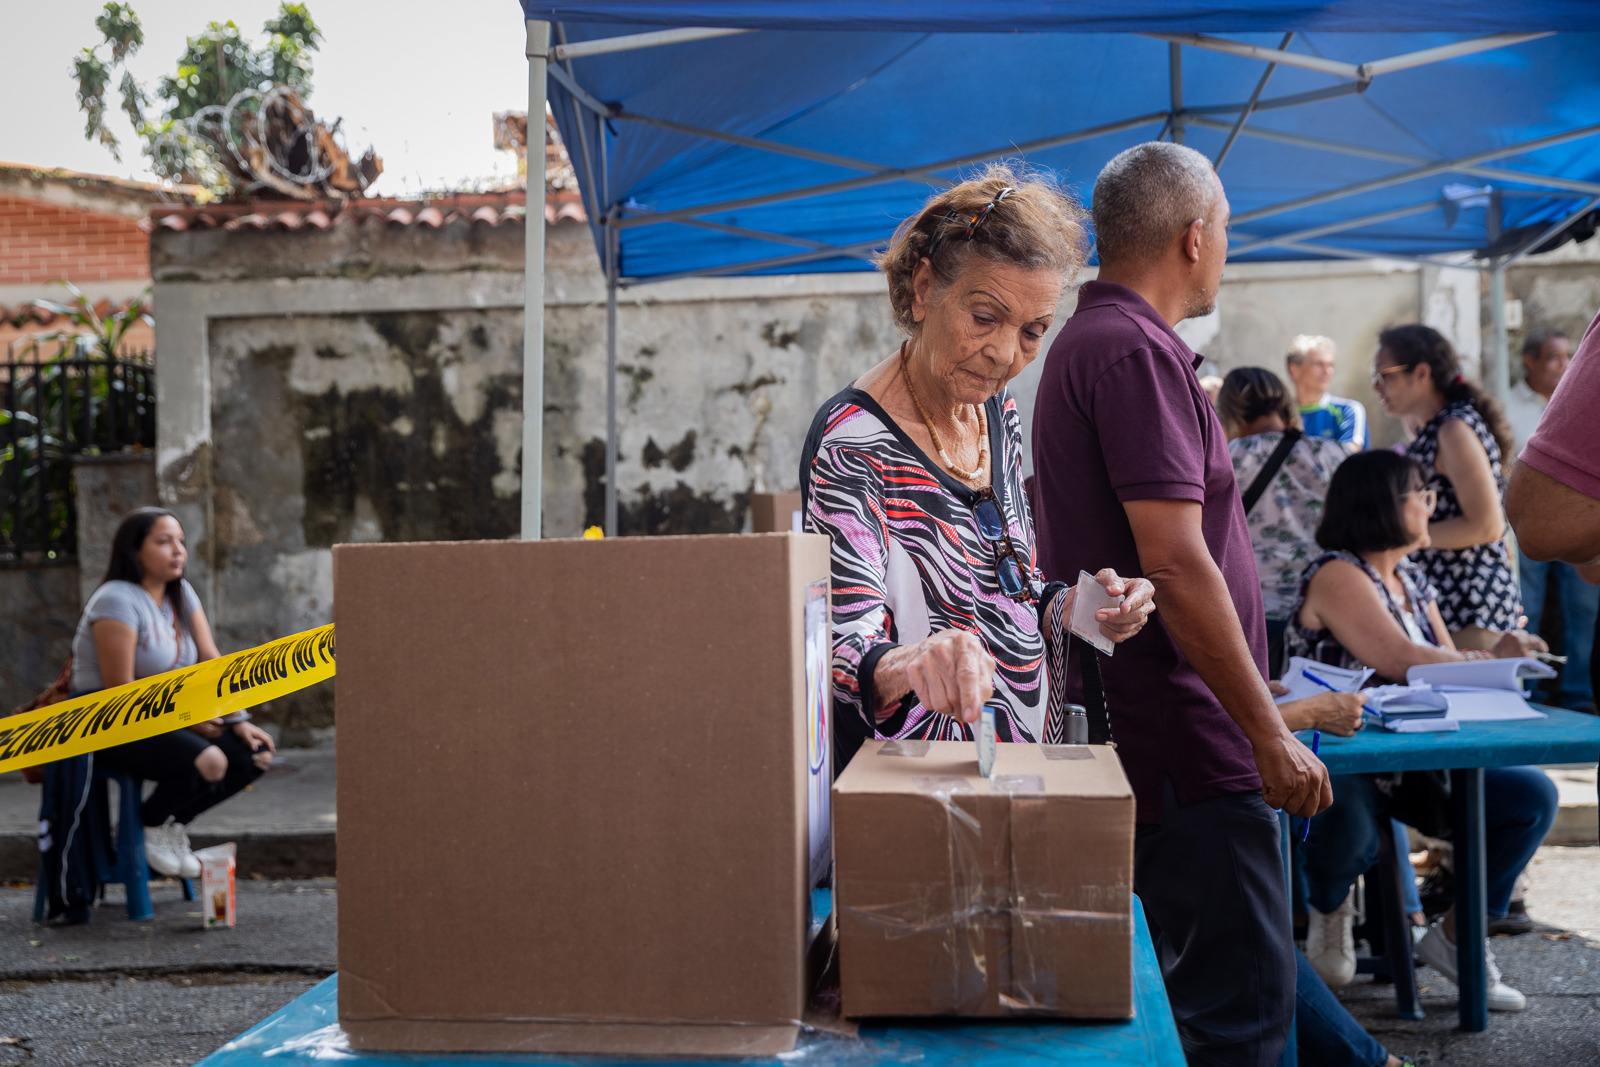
[800, 167, 1155, 761]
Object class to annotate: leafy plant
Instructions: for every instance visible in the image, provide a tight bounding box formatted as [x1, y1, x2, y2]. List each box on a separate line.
[74, 2, 321, 191]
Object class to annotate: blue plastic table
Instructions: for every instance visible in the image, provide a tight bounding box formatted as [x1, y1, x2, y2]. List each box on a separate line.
[196, 894, 1183, 1067]
[1295, 705, 1600, 1033]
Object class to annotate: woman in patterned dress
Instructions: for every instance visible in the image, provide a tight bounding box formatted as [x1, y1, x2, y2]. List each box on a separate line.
[800, 166, 1156, 766]
[1371, 324, 1522, 649]
[1219, 367, 1349, 677]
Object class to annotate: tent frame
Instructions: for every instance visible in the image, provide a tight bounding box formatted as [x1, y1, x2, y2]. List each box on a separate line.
[521, 22, 1598, 539]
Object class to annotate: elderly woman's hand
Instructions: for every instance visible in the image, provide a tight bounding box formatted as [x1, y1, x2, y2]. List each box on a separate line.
[1054, 569, 1155, 644]
[873, 628, 996, 726]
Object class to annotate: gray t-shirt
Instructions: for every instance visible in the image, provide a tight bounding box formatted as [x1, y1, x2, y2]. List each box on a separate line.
[71, 579, 201, 692]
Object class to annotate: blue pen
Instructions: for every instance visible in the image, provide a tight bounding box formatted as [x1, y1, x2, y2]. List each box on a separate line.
[1300, 668, 1382, 722]
[1300, 731, 1321, 842]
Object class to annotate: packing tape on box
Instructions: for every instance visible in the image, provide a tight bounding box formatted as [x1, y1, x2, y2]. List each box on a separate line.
[843, 774, 1129, 1014]
[0, 624, 336, 776]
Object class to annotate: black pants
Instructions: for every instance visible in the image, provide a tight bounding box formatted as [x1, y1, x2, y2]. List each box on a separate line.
[97, 728, 265, 827]
[1136, 779, 1295, 1067]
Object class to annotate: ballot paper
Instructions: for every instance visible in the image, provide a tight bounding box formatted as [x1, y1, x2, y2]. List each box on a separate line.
[976, 705, 996, 779]
[1406, 657, 1557, 692]
[1069, 570, 1124, 656]
[1275, 658, 1374, 704]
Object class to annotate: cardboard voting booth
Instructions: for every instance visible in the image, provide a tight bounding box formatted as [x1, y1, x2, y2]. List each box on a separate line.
[334, 533, 833, 1055]
[834, 740, 1135, 1020]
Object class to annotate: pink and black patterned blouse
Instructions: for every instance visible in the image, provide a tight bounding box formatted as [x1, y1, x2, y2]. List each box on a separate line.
[801, 385, 1061, 767]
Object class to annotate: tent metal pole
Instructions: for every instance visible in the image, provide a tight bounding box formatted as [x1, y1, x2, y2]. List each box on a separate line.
[605, 212, 619, 538]
[550, 26, 748, 62]
[1143, 31, 1548, 83]
[615, 110, 951, 183]
[1488, 262, 1510, 405]
[1214, 32, 1291, 169]
[555, 25, 603, 223]
[669, 216, 854, 250]
[521, 19, 550, 541]
[1168, 44, 1184, 144]
[547, 61, 611, 118]
[1188, 116, 1600, 196]
[1186, 82, 1367, 117]
[1232, 123, 1600, 226]
[614, 111, 1168, 230]
[1229, 200, 1441, 255]
[620, 238, 885, 286]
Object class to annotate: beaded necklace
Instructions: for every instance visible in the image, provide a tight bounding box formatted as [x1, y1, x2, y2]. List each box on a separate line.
[899, 342, 987, 483]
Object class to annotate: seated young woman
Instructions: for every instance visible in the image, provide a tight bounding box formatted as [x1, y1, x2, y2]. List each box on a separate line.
[1286, 450, 1555, 1012]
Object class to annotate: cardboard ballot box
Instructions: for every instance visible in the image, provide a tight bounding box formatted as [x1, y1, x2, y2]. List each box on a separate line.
[334, 533, 835, 1056]
[834, 740, 1135, 1020]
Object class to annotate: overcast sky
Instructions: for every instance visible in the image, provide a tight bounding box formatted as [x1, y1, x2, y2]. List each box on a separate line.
[3, 0, 533, 196]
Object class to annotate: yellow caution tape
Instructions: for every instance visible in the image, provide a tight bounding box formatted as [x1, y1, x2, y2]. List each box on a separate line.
[0, 624, 336, 777]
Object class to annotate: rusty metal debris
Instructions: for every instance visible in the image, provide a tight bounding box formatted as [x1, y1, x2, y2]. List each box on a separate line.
[156, 86, 381, 200]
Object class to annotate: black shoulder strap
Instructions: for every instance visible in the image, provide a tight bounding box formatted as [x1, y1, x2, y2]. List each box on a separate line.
[1241, 429, 1303, 515]
[1044, 592, 1112, 746]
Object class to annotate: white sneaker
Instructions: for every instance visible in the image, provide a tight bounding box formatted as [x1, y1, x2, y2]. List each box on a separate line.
[1416, 919, 1526, 1012]
[143, 818, 201, 879]
[1306, 892, 1357, 986]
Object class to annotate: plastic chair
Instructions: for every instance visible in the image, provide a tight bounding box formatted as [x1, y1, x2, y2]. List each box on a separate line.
[33, 769, 194, 922]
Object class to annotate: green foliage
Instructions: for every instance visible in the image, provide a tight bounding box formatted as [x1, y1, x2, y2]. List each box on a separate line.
[74, 1, 321, 188]
[32, 281, 154, 361]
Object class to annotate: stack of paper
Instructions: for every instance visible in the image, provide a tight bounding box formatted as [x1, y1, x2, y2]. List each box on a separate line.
[1405, 658, 1553, 723]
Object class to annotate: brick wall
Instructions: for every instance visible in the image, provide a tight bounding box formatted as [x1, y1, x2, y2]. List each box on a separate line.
[0, 193, 149, 286]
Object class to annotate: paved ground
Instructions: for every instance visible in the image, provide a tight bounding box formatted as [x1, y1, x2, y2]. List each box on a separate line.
[1340, 845, 1600, 1067]
[1, 851, 1597, 1065]
[0, 878, 334, 1066]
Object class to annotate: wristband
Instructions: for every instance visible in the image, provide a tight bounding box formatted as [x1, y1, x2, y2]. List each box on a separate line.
[219, 711, 253, 725]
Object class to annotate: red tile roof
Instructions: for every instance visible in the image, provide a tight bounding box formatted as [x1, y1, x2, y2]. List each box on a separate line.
[146, 188, 587, 234]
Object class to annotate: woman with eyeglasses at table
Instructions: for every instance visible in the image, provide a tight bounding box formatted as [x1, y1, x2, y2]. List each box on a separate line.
[1286, 450, 1554, 1014]
[1370, 324, 1522, 651]
[799, 165, 1155, 765]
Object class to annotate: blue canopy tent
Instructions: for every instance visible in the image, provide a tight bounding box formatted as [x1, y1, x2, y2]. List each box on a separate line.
[510, 3, 1600, 541]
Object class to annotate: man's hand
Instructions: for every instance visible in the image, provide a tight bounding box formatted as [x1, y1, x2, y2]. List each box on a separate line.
[1255, 731, 1332, 818]
[1089, 569, 1156, 643]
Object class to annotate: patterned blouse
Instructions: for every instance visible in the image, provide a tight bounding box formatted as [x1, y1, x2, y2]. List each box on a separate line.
[800, 386, 1061, 766]
[1229, 431, 1348, 620]
[1284, 550, 1441, 683]
[1406, 401, 1521, 633]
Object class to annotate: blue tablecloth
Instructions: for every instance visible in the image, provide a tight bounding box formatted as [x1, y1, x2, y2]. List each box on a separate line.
[1307, 705, 1600, 774]
[197, 894, 1183, 1067]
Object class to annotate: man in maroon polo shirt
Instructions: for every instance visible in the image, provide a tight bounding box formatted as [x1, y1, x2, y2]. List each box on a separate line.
[1032, 142, 1330, 1066]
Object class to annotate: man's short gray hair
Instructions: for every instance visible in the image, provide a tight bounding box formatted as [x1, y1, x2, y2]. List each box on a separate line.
[1285, 334, 1336, 368]
[1091, 142, 1220, 266]
[1522, 326, 1569, 359]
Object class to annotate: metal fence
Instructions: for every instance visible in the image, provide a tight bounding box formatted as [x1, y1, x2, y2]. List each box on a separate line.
[1, 341, 156, 564]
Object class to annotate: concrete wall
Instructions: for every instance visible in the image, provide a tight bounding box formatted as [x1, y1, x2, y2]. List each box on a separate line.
[0, 564, 79, 713]
[73, 453, 158, 605]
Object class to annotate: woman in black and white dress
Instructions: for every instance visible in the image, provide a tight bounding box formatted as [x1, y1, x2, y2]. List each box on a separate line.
[1370, 324, 1522, 649]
